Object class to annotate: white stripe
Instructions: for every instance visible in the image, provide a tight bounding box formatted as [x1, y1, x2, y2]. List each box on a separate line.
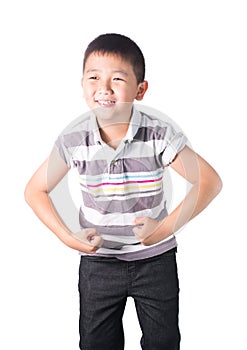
[68, 133, 186, 164]
[79, 168, 163, 184]
[95, 235, 174, 255]
[70, 140, 163, 161]
[80, 198, 166, 226]
[80, 181, 163, 197]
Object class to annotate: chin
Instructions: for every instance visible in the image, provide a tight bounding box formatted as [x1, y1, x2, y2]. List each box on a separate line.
[94, 104, 116, 115]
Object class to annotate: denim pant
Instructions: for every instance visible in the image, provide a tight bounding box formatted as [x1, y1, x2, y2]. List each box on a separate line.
[78, 248, 180, 350]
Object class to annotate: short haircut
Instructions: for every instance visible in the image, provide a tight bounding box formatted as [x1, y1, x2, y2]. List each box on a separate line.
[83, 33, 145, 84]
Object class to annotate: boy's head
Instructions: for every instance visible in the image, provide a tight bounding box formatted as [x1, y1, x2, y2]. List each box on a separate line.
[83, 33, 145, 84]
[81, 33, 148, 121]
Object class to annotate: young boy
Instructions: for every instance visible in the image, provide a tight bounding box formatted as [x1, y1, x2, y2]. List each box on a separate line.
[25, 33, 222, 349]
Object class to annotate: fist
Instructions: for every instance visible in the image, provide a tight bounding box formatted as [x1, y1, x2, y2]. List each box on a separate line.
[73, 228, 103, 251]
[132, 217, 162, 245]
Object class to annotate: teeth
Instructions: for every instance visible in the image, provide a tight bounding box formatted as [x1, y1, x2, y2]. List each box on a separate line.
[98, 100, 115, 105]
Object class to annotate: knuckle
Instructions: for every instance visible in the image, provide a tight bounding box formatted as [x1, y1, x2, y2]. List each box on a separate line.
[88, 247, 97, 254]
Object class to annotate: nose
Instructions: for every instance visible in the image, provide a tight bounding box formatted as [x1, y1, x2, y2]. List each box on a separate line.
[98, 79, 113, 95]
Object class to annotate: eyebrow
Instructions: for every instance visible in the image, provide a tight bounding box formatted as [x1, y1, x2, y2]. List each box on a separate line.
[85, 69, 129, 76]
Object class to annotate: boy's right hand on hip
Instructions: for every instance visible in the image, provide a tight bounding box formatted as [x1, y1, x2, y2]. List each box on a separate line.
[72, 228, 103, 254]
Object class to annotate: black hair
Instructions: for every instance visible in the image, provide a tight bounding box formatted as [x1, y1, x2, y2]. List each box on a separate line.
[83, 33, 145, 84]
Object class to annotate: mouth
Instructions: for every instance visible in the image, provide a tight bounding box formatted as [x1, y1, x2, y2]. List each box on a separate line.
[96, 99, 116, 108]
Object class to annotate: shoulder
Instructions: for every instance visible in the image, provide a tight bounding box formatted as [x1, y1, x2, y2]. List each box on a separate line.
[60, 112, 92, 136]
[134, 105, 185, 141]
[136, 105, 183, 131]
[57, 112, 96, 148]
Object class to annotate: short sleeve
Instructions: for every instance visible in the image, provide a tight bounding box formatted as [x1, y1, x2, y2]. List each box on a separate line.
[161, 124, 188, 166]
[55, 135, 72, 168]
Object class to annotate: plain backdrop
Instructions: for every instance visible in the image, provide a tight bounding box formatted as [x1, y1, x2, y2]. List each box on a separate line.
[1, 0, 246, 349]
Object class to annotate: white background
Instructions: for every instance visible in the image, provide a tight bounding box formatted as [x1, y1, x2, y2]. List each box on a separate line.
[1, 0, 246, 349]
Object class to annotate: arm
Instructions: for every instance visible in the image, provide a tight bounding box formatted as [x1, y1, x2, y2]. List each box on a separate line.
[133, 146, 223, 245]
[24, 147, 103, 253]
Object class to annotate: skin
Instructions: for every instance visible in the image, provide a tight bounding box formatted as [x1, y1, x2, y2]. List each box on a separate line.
[24, 52, 222, 253]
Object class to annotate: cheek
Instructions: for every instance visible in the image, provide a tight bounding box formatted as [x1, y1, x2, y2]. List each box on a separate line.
[82, 85, 94, 99]
[82, 89, 95, 109]
[124, 88, 138, 101]
[117, 86, 134, 98]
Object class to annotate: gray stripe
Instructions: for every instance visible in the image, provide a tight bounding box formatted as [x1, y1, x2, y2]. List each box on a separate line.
[74, 157, 163, 175]
[134, 126, 170, 142]
[79, 212, 135, 236]
[79, 206, 168, 236]
[81, 190, 164, 214]
[74, 159, 108, 175]
[63, 130, 95, 147]
[62, 124, 175, 149]
[120, 157, 163, 173]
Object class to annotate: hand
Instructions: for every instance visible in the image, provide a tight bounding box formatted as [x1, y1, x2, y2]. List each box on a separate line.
[132, 217, 163, 246]
[71, 228, 103, 254]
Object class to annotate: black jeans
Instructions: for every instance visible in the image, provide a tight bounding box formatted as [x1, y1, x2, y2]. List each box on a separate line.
[78, 248, 180, 350]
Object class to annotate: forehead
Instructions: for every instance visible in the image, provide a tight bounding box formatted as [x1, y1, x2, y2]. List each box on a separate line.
[84, 52, 134, 72]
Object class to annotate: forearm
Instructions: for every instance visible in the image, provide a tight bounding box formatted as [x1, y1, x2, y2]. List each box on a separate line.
[162, 178, 220, 236]
[25, 152, 103, 253]
[134, 148, 223, 245]
[25, 189, 71, 242]
[25, 189, 101, 253]
[141, 169, 222, 245]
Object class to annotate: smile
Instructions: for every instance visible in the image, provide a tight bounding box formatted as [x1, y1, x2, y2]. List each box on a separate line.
[96, 100, 116, 107]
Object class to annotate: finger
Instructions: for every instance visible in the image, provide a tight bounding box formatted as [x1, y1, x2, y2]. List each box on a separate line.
[134, 217, 146, 225]
[84, 229, 101, 245]
[84, 228, 98, 239]
[90, 235, 103, 248]
[132, 225, 143, 237]
[74, 228, 99, 246]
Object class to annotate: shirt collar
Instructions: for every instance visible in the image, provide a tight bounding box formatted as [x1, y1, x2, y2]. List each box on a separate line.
[88, 111, 102, 145]
[123, 106, 141, 143]
[89, 106, 142, 145]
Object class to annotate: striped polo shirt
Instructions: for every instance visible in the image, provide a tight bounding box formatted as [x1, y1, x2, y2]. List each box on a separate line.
[55, 105, 187, 260]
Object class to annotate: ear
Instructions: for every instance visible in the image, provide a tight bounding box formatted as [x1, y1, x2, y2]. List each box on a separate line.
[135, 81, 148, 101]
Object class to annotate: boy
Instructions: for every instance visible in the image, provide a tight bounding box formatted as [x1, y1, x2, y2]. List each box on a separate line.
[25, 33, 222, 349]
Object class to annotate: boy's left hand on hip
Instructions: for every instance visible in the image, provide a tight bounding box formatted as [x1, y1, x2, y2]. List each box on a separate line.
[132, 217, 162, 246]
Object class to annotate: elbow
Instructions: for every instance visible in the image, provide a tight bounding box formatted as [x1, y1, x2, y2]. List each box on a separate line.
[24, 181, 48, 208]
[201, 171, 223, 202]
[24, 181, 39, 207]
[212, 172, 223, 198]
[196, 162, 223, 204]
[24, 183, 33, 207]
[216, 175, 223, 195]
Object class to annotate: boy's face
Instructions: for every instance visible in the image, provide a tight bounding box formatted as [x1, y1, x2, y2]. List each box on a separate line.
[81, 52, 148, 121]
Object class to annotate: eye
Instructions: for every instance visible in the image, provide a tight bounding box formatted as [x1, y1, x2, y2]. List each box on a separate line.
[113, 77, 124, 81]
[89, 76, 98, 80]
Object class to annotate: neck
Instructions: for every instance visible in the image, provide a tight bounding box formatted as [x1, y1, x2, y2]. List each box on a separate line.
[99, 123, 129, 149]
[95, 103, 133, 148]
[95, 103, 133, 127]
